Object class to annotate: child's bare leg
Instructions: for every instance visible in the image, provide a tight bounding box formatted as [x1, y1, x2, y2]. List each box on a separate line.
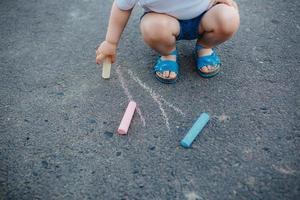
[197, 4, 240, 73]
[140, 13, 180, 80]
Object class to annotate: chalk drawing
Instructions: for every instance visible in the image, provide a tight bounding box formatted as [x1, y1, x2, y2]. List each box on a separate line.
[272, 164, 296, 175]
[126, 68, 185, 131]
[213, 113, 230, 123]
[184, 192, 202, 200]
[116, 65, 146, 127]
[127, 69, 185, 116]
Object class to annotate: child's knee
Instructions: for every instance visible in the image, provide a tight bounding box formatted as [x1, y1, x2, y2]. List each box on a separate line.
[141, 16, 174, 43]
[215, 4, 240, 36]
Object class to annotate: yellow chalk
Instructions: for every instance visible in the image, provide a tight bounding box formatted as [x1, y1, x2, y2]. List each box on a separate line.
[102, 57, 111, 79]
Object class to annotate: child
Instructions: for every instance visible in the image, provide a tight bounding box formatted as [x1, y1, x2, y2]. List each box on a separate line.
[96, 0, 239, 84]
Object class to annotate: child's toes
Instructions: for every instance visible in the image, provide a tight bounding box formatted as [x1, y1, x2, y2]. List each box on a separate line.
[200, 67, 209, 73]
[156, 71, 177, 80]
[163, 71, 170, 78]
[208, 66, 214, 72]
[156, 72, 163, 78]
[169, 72, 177, 79]
[209, 66, 218, 72]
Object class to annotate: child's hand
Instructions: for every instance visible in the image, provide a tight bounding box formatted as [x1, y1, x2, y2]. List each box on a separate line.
[96, 41, 117, 64]
[212, 0, 238, 10]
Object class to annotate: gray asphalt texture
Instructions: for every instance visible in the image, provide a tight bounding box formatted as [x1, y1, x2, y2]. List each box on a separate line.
[0, 0, 299, 199]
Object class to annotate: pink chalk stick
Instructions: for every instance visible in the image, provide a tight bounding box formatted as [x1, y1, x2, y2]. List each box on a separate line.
[117, 101, 137, 134]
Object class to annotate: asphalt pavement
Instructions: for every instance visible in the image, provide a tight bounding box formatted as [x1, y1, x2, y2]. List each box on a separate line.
[0, 0, 299, 199]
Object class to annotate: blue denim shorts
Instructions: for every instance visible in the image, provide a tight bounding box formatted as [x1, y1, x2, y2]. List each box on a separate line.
[141, 12, 206, 41]
[176, 12, 206, 40]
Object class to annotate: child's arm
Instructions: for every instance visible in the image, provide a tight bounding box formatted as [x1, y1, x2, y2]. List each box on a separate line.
[96, 1, 133, 64]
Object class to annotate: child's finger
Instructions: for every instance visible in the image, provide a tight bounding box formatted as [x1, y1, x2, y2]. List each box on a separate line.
[96, 56, 101, 64]
[95, 44, 100, 51]
[111, 55, 116, 63]
[227, 0, 235, 7]
[96, 54, 105, 64]
[95, 48, 102, 58]
[232, 1, 238, 10]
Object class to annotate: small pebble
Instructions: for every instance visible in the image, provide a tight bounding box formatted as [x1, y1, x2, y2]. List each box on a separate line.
[104, 131, 113, 138]
[271, 19, 279, 24]
[263, 147, 270, 152]
[63, 115, 69, 120]
[149, 146, 156, 151]
[260, 107, 267, 111]
[88, 118, 97, 124]
[41, 160, 48, 168]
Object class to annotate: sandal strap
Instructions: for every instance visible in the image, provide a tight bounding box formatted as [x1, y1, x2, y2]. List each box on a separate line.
[154, 60, 179, 74]
[196, 52, 221, 69]
[169, 49, 177, 56]
[154, 49, 178, 74]
[195, 44, 221, 69]
[195, 44, 205, 52]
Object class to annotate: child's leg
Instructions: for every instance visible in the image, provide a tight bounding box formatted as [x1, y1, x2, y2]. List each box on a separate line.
[197, 4, 240, 73]
[140, 13, 180, 80]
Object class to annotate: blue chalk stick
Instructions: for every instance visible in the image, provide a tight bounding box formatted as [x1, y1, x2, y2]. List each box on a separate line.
[180, 113, 210, 148]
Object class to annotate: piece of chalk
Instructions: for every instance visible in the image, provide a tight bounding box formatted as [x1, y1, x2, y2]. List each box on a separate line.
[180, 113, 210, 148]
[117, 101, 137, 135]
[102, 57, 111, 79]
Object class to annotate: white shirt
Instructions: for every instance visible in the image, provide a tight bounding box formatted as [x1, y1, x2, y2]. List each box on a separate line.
[116, 0, 213, 20]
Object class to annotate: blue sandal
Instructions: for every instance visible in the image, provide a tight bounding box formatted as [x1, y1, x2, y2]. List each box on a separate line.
[153, 50, 179, 84]
[195, 44, 221, 78]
